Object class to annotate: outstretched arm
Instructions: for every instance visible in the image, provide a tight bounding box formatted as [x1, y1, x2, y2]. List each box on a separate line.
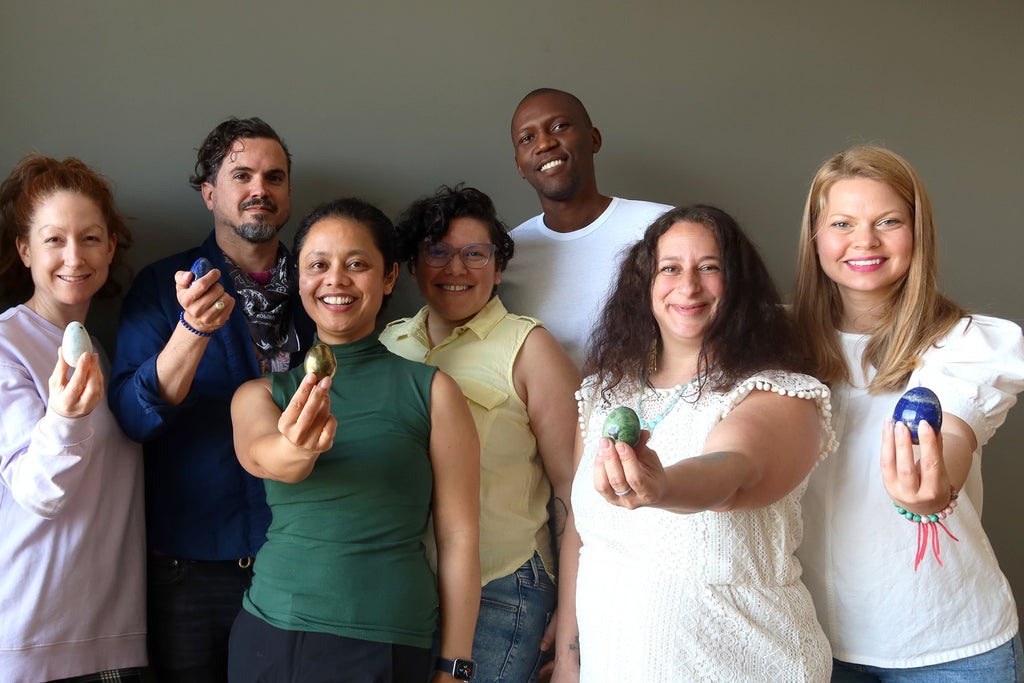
[232, 373, 336, 483]
[596, 390, 822, 513]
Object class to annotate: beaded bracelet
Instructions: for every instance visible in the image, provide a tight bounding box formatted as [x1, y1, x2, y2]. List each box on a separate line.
[894, 487, 960, 571]
[179, 310, 213, 338]
[894, 488, 958, 524]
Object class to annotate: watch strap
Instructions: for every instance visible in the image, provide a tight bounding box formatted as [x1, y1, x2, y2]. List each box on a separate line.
[436, 656, 476, 680]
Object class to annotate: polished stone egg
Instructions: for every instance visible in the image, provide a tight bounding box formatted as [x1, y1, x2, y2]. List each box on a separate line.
[602, 406, 641, 447]
[304, 342, 337, 381]
[189, 257, 213, 285]
[892, 386, 942, 444]
[62, 321, 93, 367]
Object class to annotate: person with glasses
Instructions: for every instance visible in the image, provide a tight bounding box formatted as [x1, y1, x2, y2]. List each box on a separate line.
[381, 185, 580, 682]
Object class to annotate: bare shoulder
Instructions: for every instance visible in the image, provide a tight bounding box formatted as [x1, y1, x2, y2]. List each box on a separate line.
[233, 376, 274, 405]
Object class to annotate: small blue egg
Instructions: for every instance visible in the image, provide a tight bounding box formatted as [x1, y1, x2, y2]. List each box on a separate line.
[62, 321, 93, 367]
[189, 257, 214, 285]
[892, 387, 942, 444]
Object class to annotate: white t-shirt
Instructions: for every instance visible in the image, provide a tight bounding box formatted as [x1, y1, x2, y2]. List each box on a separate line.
[797, 315, 1024, 668]
[501, 197, 671, 367]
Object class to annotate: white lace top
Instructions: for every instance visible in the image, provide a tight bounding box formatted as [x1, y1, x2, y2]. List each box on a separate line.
[572, 370, 835, 682]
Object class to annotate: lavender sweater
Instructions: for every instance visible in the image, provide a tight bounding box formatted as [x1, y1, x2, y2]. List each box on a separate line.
[0, 305, 146, 682]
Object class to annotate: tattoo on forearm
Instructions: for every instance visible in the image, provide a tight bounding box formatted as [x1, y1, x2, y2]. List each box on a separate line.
[549, 496, 567, 537]
[569, 634, 580, 664]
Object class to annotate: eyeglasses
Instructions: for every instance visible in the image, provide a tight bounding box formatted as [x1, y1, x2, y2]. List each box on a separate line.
[421, 241, 496, 269]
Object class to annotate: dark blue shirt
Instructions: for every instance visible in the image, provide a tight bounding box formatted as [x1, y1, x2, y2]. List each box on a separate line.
[109, 231, 314, 560]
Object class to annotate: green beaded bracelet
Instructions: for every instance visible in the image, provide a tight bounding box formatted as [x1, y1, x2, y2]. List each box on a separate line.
[893, 487, 958, 523]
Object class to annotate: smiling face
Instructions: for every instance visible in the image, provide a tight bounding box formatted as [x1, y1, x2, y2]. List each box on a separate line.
[202, 136, 291, 245]
[297, 216, 397, 345]
[650, 221, 725, 353]
[511, 91, 601, 203]
[16, 190, 115, 325]
[814, 177, 914, 327]
[413, 216, 500, 339]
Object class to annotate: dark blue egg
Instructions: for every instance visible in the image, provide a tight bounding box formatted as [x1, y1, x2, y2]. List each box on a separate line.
[892, 387, 942, 444]
[189, 257, 213, 285]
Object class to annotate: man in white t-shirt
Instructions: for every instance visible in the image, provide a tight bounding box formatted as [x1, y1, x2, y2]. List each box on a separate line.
[503, 88, 671, 367]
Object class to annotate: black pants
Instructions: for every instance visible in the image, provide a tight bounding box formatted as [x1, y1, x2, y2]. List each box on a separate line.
[227, 609, 431, 683]
[147, 555, 255, 683]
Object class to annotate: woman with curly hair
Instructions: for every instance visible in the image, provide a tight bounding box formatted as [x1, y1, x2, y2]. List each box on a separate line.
[382, 185, 579, 682]
[555, 205, 834, 682]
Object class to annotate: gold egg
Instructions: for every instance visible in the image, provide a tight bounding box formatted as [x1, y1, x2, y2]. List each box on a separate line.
[303, 342, 337, 381]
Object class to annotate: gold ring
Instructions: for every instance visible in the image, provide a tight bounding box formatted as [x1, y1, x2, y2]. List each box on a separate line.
[214, 300, 226, 311]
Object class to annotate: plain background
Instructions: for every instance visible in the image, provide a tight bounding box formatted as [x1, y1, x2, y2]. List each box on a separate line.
[3, 1, 1022, 624]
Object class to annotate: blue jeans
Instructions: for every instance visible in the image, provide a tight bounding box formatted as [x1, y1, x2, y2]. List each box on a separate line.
[147, 555, 255, 683]
[471, 553, 556, 683]
[831, 633, 1024, 682]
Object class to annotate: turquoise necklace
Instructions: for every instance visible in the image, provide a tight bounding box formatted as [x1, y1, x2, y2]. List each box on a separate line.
[636, 375, 699, 433]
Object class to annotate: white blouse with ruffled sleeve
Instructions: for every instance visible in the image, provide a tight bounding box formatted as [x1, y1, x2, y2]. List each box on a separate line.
[573, 370, 834, 682]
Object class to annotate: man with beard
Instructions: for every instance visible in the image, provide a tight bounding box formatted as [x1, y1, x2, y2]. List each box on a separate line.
[110, 117, 314, 683]
[503, 89, 671, 367]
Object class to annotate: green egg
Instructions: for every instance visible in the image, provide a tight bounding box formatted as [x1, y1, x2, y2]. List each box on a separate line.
[602, 406, 641, 446]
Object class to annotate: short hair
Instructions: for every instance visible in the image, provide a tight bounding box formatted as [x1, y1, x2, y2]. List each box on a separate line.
[188, 117, 291, 191]
[0, 153, 133, 308]
[513, 88, 594, 129]
[792, 145, 964, 392]
[586, 205, 809, 401]
[394, 184, 514, 275]
[292, 197, 398, 309]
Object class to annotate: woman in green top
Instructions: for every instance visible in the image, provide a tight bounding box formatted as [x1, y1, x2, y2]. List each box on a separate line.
[229, 198, 481, 683]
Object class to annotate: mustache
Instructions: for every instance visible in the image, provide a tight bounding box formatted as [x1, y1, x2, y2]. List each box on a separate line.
[240, 198, 278, 212]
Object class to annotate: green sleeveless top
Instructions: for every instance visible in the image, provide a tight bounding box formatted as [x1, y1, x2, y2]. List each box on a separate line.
[242, 335, 438, 648]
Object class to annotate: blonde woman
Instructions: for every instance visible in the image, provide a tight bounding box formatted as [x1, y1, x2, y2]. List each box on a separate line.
[793, 145, 1024, 681]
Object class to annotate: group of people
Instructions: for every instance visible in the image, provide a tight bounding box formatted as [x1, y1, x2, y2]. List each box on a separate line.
[1, 88, 1022, 683]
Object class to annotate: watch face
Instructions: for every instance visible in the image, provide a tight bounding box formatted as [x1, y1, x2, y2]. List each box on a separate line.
[454, 659, 475, 679]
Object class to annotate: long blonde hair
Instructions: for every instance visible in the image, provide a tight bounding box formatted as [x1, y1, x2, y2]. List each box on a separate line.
[792, 145, 964, 393]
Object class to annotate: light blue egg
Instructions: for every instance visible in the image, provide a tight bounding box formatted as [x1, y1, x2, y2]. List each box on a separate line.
[62, 321, 93, 367]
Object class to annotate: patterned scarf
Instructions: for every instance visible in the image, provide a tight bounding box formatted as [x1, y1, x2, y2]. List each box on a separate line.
[223, 246, 300, 374]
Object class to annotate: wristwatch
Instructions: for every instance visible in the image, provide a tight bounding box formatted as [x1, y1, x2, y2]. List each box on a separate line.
[436, 656, 476, 680]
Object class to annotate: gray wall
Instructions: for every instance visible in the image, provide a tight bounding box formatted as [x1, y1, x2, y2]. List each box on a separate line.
[3, 0, 1022, 619]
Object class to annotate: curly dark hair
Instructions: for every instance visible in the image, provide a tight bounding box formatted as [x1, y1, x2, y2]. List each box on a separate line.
[292, 197, 398, 310]
[0, 154, 133, 309]
[188, 117, 291, 191]
[394, 184, 514, 276]
[585, 204, 810, 401]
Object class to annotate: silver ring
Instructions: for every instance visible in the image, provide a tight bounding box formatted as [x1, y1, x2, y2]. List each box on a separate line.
[214, 300, 226, 311]
[614, 487, 633, 497]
